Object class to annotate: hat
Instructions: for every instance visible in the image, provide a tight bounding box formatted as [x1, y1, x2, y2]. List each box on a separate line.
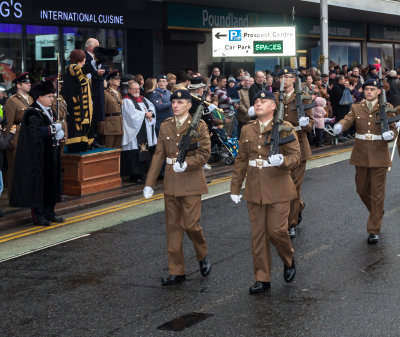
[253, 90, 275, 101]
[170, 89, 191, 101]
[157, 74, 167, 81]
[298, 66, 306, 71]
[388, 70, 397, 78]
[362, 79, 381, 90]
[322, 73, 329, 78]
[188, 77, 205, 90]
[121, 74, 135, 84]
[368, 65, 376, 72]
[44, 74, 57, 81]
[30, 81, 55, 100]
[12, 72, 31, 85]
[107, 70, 121, 81]
[228, 76, 236, 83]
[278, 67, 295, 77]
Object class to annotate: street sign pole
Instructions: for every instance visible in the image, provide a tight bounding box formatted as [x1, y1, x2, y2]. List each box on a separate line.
[320, 0, 329, 74]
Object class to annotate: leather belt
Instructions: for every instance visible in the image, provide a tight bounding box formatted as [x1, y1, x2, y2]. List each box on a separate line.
[294, 126, 302, 131]
[166, 157, 177, 165]
[249, 159, 273, 168]
[105, 113, 121, 117]
[355, 133, 382, 141]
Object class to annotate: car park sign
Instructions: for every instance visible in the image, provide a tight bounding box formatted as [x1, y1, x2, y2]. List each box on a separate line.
[212, 26, 296, 57]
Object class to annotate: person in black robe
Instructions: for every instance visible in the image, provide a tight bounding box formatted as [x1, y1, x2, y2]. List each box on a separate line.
[10, 81, 64, 226]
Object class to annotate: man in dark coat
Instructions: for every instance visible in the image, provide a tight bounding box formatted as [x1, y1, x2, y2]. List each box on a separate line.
[10, 81, 64, 226]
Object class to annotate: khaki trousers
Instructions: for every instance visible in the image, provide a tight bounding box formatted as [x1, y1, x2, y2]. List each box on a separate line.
[247, 201, 294, 282]
[355, 166, 387, 234]
[164, 194, 208, 275]
[104, 135, 122, 149]
[289, 160, 307, 228]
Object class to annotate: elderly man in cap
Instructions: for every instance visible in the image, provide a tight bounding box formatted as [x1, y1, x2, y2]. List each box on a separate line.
[143, 89, 211, 286]
[333, 79, 398, 243]
[10, 81, 64, 226]
[98, 70, 123, 148]
[230, 90, 300, 293]
[274, 67, 314, 239]
[149, 75, 173, 137]
[3, 72, 33, 198]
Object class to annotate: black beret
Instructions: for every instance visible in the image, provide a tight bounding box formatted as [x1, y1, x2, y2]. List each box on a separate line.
[12, 72, 31, 85]
[157, 74, 167, 81]
[107, 70, 120, 81]
[298, 66, 306, 71]
[278, 67, 295, 77]
[253, 90, 275, 101]
[30, 81, 55, 100]
[362, 79, 381, 89]
[171, 89, 191, 100]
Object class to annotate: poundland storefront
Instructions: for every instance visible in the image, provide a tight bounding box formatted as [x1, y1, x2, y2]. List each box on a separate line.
[0, 0, 162, 88]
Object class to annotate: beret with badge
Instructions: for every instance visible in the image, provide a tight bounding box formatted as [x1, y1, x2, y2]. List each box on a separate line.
[170, 89, 191, 101]
[362, 79, 381, 90]
[278, 67, 295, 77]
[253, 90, 275, 101]
[107, 70, 121, 81]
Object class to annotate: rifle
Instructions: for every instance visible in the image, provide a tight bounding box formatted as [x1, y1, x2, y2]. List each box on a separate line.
[292, 58, 316, 119]
[376, 67, 400, 133]
[176, 75, 212, 167]
[265, 75, 296, 160]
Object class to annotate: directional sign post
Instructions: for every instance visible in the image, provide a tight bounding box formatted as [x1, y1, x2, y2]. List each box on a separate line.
[212, 26, 296, 57]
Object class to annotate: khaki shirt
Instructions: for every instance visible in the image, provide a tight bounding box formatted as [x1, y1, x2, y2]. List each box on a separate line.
[100, 88, 123, 135]
[230, 119, 301, 204]
[274, 91, 314, 161]
[145, 117, 211, 196]
[340, 102, 398, 168]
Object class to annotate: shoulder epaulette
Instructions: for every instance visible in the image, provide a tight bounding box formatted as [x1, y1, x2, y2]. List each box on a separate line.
[164, 117, 174, 122]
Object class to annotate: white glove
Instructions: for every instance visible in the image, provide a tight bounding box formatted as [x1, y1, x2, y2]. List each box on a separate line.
[173, 161, 187, 172]
[395, 121, 400, 128]
[382, 130, 394, 141]
[55, 129, 64, 140]
[269, 154, 284, 167]
[53, 122, 62, 132]
[230, 194, 242, 204]
[333, 123, 343, 135]
[299, 117, 309, 127]
[143, 186, 154, 199]
[248, 106, 255, 117]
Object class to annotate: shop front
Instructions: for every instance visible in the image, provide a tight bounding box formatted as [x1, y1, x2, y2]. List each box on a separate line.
[368, 24, 400, 70]
[0, 0, 162, 88]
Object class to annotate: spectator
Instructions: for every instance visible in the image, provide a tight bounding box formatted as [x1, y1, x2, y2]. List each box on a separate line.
[227, 76, 240, 100]
[149, 75, 172, 136]
[348, 77, 363, 103]
[121, 81, 157, 183]
[249, 77, 255, 86]
[166, 73, 176, 91]
[365, 65, 378, 81]
[328, 70, 336, 86]
[249, 70, 266, 105]
[265, 75, 273, 92]
[329, 75, 351, 142]
[144, 78, 157, 100]
[321, 73, 329, 89]
[298, 66, 307, 82]
[212, 67, 220, 77]
[120, 74, 135, 96]
[386, 70, 400, 107]
[302, 75, 316, 96]
[271, 64, 282, 77]
[237, 75, 251, 137]
[349, 66, 364, 89]
[134, 74, 145, 96]
[313, 97, 327, 147]
[214, 75, 237, 137]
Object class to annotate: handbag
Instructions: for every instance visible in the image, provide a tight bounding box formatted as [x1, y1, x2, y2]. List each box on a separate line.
[339, 88, 353, 105]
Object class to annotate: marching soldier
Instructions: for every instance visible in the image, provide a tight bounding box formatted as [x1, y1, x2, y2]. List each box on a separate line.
[98, 71, 123, 148]
[3, 73, 33, 198]
[333, 79, 398, 243]
[230, 90, 300, 294]
[275, 67, 314, 238]
[142, 89, 211, 285]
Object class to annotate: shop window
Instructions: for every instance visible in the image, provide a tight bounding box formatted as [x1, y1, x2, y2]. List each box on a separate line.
[63, 27, 123, 72]
[367, 43, 393, 69]
[0, 24, 22, 89]
[26, 25, 59, 83]
[310, 41, 361, 69]
[394, 44, 400, 70]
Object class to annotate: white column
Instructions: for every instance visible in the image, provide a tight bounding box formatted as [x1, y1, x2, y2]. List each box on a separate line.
[320, 0, 329, 74]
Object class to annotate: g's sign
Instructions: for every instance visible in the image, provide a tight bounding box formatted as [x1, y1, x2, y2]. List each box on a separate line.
[0, 0, 22, 19]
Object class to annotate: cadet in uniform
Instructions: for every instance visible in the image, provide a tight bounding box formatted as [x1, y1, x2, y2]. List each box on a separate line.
[230, 90, 300, 294]
[98, 71, 123, 148]
[275, 67, 314, 238]
[143, 89, 211, 285]
[4, 73, 33, 198]
[333, 79, 398, 243]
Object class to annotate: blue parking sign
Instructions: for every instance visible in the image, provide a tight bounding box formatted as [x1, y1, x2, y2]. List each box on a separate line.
[229, 30, 241, 41]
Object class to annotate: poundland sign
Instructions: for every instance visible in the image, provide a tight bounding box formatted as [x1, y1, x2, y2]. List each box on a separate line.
[167, 3, 282, 31]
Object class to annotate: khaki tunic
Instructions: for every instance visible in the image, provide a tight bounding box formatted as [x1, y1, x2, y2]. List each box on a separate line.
[339, 102, 398, 234]
[4, 93, 33, 197]
[145, 116, 211, 275]
[98, 88, 123, 148]
[230, 119, 300, 282]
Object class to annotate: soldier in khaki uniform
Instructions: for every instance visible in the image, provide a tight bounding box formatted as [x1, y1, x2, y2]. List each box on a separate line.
[230, 90, 300, 294]
[333, 79, 398, 243]
[143, 89, 211, 286]
[98, 71, 123, 148]
[4, 73, 33, 198]
[274, 67, 314, 239]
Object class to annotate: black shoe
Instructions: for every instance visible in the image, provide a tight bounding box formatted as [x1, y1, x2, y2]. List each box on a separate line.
[297, 212, 302, 226]
[161, 275, 186, 286]
[199, 256, 211, 277]
[289, 227, 296, 239]
[284, 257, 296, 283]
[367, 233, 379, 244]
[316, 143, 325, 147]
[34, 219, 52, 226]
[92, 140, 105, 148]
[47, 216, 64, 223]
[249, 281, 271, 294]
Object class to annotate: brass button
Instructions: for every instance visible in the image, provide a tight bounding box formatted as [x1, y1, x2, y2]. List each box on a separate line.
[285, 114, 288, 117]
[357, 116, 360, 119]
[176, 152, 178, 155]
[259, 155, 262, 158]
[258, 145, 261, 149]
[176, 143, 179, 146]
[177, 134, 180, 136]
[368, 122, 371, 125]
[259, 135, 262, 138]
[368, 130, 370, 133]
[285, 105, 288, 108]
[369, 115, 372, 118]
[167, 136, 170, 140]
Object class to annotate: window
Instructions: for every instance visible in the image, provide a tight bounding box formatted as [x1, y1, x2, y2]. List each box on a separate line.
[0, 24, 22, 89]
[367, 43, 393, 69]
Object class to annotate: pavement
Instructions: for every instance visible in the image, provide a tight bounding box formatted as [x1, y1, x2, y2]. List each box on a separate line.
[1, 138, 400, 336]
